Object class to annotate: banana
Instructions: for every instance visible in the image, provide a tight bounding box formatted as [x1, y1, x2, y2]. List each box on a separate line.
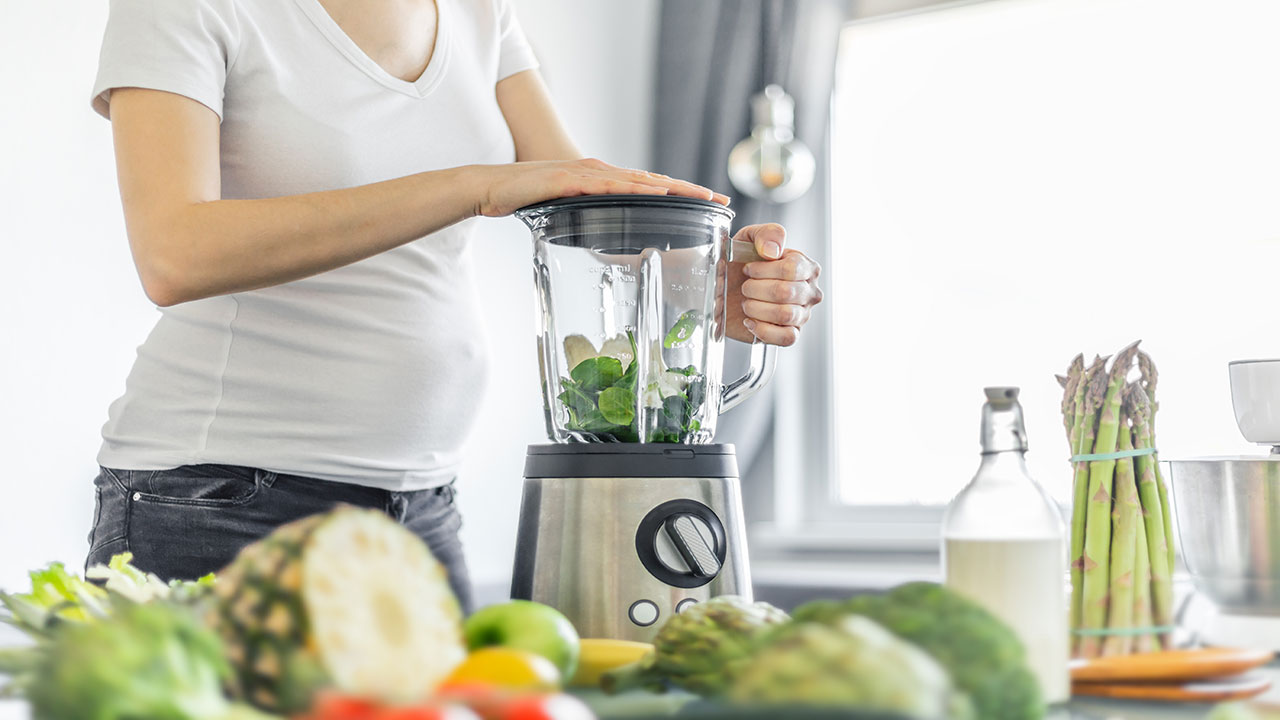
[569, 638, 654, 688]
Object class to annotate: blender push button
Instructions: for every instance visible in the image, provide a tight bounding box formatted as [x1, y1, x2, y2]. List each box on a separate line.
[676, 598, 698, 614]
[628, 599, 660, 627]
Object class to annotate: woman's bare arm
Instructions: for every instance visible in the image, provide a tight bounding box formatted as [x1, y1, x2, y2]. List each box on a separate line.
[109, 87, 719, 306]
[495, 70, 582, 162]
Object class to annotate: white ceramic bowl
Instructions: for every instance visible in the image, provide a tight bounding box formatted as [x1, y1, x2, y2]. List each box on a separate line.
[1229, 359, 1280, 445]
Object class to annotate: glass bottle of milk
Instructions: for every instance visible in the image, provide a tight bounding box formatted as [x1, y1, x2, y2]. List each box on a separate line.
[942, 387, 1069, 705]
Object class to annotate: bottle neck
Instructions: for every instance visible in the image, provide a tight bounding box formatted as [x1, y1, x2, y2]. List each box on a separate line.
[976, 449, 1032, 479]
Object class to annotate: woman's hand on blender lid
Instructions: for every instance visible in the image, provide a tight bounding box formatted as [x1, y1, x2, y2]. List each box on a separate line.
[726, 222, 824, 347]
[472, 158, 729, 217]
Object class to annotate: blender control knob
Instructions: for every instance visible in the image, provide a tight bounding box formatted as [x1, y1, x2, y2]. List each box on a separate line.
[664, 515, 721, 577]
[636, 499, 727, 589]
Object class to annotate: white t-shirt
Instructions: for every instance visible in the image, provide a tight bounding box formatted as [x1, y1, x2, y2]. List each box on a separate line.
[91, 0, 538, 490]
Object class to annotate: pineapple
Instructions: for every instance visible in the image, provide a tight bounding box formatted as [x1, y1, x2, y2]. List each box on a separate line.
[210, 506, 465, 713]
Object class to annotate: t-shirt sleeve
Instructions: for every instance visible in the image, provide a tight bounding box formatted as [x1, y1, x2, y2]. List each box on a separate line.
[90, 0, 239, 121]
[496, 0, 539, 81]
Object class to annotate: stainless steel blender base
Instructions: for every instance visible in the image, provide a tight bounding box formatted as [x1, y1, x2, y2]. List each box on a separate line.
[510, 474, 751, 642]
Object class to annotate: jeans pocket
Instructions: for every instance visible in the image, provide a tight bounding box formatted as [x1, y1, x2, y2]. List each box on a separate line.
[87, 485, 102, 549]
[88, 468, 130, 553]
[132, 464, 266, 507]
[403, 486, 464, 546]
[124, 469, 277, 581]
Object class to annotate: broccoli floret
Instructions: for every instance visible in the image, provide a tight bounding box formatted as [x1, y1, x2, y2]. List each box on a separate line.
[793, 582, 1044, 720]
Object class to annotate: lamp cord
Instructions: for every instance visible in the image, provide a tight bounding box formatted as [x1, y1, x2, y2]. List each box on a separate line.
[759, 0, 798, 89]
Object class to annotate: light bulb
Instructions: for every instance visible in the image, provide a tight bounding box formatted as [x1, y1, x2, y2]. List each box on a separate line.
[727, 85, 816, 204]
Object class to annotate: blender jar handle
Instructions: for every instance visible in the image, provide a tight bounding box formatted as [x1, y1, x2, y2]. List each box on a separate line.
[721, 340, 777, 413]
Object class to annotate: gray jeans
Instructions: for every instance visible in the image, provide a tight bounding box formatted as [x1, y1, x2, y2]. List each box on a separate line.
[86, 464, 473, 613]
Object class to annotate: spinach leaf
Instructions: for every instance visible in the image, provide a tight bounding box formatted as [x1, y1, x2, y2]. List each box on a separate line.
[618, 355, 639, 393]
[559, 379, 597, 417]
[662, 395, 686, 426]
[576, 409, 618, 432]
[598, 386, 636, 426]
[570, 356, 624, 392]
[686, 377, 706, 409]
[663, 310, 699, 349]
[612, 424, 641, 443]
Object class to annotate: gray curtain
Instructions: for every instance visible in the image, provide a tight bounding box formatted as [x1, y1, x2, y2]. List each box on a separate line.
[652, 0, 851, 478]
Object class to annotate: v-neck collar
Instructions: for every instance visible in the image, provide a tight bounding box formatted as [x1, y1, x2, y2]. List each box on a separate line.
[292, 0, 451, 99]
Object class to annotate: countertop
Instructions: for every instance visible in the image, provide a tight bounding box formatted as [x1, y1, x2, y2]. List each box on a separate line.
[570, 683, 1280, 720]
[3, 621, 1273, 720]
[0, 686, 1268, 720]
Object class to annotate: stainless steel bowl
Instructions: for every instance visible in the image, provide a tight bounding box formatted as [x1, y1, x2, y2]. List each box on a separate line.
[1169, 456, 1280, 615]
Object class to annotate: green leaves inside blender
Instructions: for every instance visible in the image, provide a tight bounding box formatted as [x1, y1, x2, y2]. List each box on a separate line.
[569, 355, 624, 392]
[663, 310, 700, 349]
[598, 386, 637, 425]
[559, 328, 705, 443]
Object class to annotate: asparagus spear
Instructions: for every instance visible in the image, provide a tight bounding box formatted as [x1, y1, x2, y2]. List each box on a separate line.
[1102, 414, 1140, 657]
[1132, 502, 1156, 653]
[1059, 355, 1084, 443]
[1057, 376, 1070, 433]
[1078, 341, 1141, 658]
[1069, 356, 1106, 645]
[1137, 350, 1158, 436]
[1128, 383, 1174, 648]
[1138, 350, 1176, 574]
[1062, 362, 1082, 635]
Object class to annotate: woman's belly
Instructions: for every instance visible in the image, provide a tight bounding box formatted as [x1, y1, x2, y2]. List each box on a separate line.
[99, 227, 490, 490]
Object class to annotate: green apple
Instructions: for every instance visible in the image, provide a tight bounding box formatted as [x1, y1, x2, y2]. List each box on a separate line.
[464, 600, 581, 681]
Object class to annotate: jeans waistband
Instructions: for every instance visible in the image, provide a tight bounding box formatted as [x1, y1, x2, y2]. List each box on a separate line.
[145, 463, 456, 498]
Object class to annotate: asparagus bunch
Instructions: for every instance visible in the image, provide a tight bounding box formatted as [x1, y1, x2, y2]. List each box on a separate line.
[1057, 342, 1175, 657]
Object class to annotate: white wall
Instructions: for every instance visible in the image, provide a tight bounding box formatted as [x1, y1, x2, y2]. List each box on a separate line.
[0, 0, 659, 594]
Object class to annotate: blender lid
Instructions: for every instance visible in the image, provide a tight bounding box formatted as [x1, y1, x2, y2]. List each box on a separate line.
[514, 194, 735, 221]
[524, 443, 739, 479]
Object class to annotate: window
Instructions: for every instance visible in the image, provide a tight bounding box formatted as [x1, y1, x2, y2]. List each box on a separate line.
[798, 0, 1280, 519]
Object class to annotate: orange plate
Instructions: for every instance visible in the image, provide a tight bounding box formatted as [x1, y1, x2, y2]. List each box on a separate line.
[1070, 648, 1275, 683]
[1073, 673, 1272, 703]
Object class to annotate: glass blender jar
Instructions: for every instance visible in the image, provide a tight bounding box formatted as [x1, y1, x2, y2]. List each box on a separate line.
[515, 195, 776, 444]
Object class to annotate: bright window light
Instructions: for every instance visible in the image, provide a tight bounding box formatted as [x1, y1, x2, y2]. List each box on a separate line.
[831, 0, 1280, 505]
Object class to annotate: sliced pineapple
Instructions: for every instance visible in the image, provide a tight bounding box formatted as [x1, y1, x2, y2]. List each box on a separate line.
[303, 508, 463, 703]
[211, 506, 464, 712]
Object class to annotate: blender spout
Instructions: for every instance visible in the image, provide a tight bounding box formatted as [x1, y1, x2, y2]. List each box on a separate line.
[721, 342, 778, 413]
[512, 204, 548, 230]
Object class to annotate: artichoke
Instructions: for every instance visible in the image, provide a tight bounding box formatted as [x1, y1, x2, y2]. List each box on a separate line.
[728, 617, 974, 720]
[794, 582, 1042, 720]
[602, 595, 789, 696]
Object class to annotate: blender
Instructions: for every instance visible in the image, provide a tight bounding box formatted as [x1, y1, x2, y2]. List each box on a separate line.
[508, 195, 776, 641]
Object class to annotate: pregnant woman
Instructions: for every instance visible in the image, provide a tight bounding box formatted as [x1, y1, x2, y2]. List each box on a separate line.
[85, 0, 823, 611]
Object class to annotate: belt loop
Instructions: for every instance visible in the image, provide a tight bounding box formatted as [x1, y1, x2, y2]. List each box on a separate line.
[388, 492, 410, 521]
[256, 469, 279, 489]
